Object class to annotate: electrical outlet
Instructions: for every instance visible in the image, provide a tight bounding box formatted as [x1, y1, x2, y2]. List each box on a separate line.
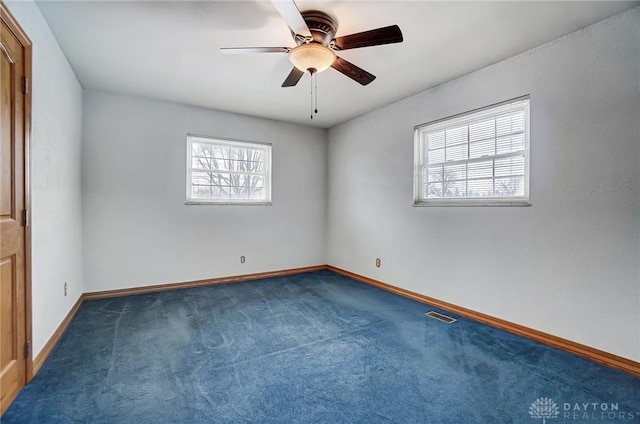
[240, 256, 245, 264]
[375, 258, 381, 268]
[64, 282, 68, 297]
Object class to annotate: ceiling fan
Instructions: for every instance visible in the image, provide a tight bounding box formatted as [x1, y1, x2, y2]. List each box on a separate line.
[221, 0, 403, 87]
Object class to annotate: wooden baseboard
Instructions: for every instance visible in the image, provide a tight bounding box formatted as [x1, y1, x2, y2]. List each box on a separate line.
[327, 266, 640, 377]
[32, 295, 85, 377]
[83, 265, 326, 300]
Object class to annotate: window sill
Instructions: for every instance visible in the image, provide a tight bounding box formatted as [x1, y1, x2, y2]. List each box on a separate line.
[185, 201, 272, 206]
[413, 199, 531, 207]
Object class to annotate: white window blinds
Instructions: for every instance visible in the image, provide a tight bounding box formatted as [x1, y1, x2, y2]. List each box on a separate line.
[414, 97, 530, 205]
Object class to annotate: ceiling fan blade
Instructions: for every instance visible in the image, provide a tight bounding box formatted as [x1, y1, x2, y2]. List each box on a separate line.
[331, 56, 376, 86]
[271, 0, 311, 38]
[282, 67, 305, 87]
[333, 25, 403, 50]
[220, 47, 289, 54]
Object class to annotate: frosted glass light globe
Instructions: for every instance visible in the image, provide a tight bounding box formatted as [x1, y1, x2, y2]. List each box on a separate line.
[289, 43, 336, 73]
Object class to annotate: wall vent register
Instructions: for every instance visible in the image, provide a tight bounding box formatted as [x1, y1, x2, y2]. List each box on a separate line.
[425, 311, 457, 324]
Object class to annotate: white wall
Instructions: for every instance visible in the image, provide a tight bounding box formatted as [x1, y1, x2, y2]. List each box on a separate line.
[5, 1, 85, 357]
[327, 8, 640, 361]
[82, 91, 326, 292]
[7, 0, 637, 365]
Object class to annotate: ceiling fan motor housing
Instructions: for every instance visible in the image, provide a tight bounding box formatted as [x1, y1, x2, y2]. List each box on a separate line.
[294, 10, 338, 46]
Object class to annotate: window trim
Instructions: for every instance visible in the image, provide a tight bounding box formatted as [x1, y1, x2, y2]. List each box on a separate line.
[413, 96, 531, 207]
[185, 134, 272, 205]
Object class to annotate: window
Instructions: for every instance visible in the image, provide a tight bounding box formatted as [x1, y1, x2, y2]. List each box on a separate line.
[414, 97, 530, 206]
[186, 135, 271, 204]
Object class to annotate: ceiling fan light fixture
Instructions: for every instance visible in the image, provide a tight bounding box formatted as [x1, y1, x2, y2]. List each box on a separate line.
[289, 43, 336, 73]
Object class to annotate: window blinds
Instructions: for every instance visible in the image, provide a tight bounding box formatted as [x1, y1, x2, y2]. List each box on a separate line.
[414, 97, 529, 205]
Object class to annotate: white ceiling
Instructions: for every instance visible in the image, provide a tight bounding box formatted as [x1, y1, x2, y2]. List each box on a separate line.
[36, 0, 638, 128]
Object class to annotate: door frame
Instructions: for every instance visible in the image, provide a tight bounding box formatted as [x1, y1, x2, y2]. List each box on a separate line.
[1, 0, 33, 383]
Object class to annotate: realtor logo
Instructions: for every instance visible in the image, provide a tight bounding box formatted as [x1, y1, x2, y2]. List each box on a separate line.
[530, 397, 560, 423]
[529, 398, 639, 421]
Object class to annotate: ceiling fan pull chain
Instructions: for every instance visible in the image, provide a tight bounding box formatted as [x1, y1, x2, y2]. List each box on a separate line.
[314, 72, 318, 115]
[310, 71, 313, 120]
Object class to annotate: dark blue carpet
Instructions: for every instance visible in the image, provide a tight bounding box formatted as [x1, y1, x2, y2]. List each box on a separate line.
[3, 270, 639, 423]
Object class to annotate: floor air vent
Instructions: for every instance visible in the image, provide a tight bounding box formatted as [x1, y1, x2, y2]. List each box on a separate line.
[425, 311, 457, 324]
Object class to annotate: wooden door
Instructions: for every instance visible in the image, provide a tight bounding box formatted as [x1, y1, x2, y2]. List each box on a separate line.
[0, 2, 31, 416]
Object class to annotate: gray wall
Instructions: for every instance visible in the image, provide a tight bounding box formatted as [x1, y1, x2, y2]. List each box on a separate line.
[326, 9, 640, 361]
[82, 91, 327, 292]
[7, 1, 638, 364]
[5, 1, 85, 356]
